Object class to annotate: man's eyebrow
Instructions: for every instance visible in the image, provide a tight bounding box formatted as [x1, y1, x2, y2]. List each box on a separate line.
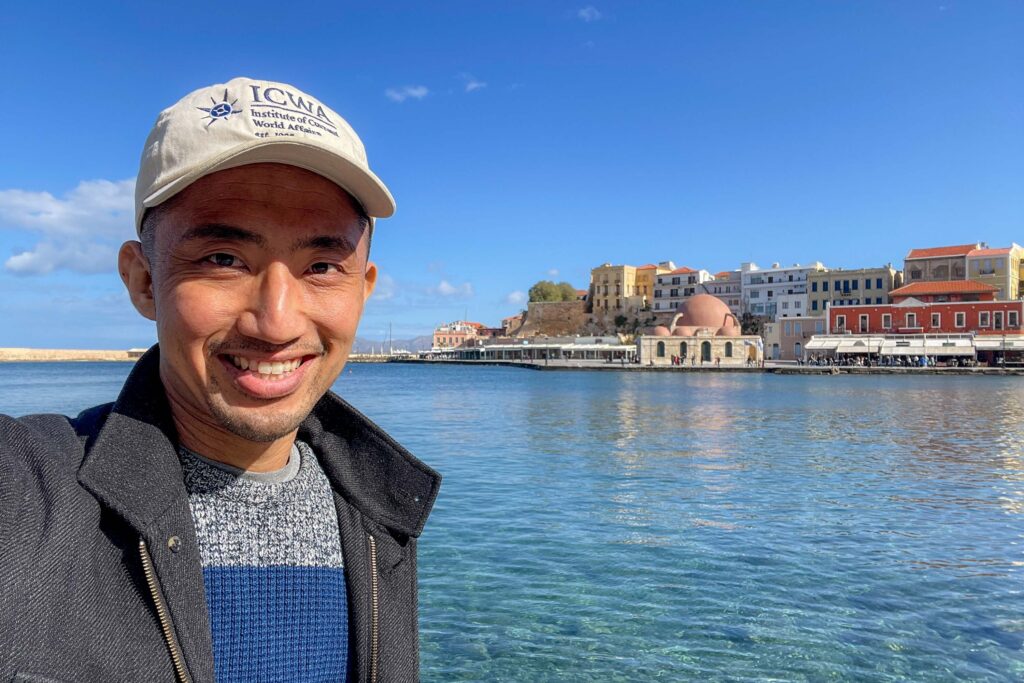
[290, 234, 358, 253]
[178, 224, 267, 247]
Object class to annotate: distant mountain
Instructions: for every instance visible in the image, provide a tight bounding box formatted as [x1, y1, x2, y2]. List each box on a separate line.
[352, 335, 433, 353]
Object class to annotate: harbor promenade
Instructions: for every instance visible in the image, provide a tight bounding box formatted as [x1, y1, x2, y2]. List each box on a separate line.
[395, 357, 1024, 375]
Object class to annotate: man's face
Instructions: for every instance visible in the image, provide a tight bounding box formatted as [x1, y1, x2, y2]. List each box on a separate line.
[136, 163, 376, 443]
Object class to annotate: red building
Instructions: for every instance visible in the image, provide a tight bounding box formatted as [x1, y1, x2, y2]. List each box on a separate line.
[888, 279, 998, 304]
[829, 299, 1023, 336]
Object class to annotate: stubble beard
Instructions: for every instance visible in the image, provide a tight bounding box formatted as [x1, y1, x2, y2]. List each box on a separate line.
[205, 365, 325, 443]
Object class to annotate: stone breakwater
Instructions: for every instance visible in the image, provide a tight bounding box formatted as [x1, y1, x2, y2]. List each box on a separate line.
[0, 348, 140, 362]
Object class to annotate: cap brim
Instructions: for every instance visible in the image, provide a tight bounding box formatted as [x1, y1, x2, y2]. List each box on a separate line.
[140, 138, 395, 226]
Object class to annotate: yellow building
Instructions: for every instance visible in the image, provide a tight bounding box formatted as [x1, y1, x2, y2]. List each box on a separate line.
[589, 261, 674, 314]
[966, 245, 1024, 300]
[806, 264, 902, 316]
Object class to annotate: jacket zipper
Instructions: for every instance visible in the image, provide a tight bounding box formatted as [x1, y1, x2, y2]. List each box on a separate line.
[368, 534, 380, 683]
[139, 538, 192, 683]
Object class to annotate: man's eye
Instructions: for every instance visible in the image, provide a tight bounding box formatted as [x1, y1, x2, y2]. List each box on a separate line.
[309, 262, 340, 275]
[205, 253, 241, 268]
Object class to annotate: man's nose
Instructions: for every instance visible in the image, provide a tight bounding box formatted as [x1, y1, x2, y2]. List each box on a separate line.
[240, 263, 306, 343]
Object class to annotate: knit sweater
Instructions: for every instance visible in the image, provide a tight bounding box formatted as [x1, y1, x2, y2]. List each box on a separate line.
[179, 440, 347, 682]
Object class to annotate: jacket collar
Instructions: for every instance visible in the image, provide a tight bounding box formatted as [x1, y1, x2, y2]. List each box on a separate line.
[78, 345, 441, 538]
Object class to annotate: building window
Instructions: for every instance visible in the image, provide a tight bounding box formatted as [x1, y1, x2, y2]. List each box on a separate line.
[836, 315, 846, 330]
[811, 282, 818, 292]
[795, 321, 802, 334]
[680, 342, 688, 358]
[782, 301, 789, 309]
[657, 341, 665, 358]
[876, 297, 883, 305]
[654, 289, 662, 298]
[882, 314, 892, 329]
[909, 268, 922, 280]
[670, 289, 679, 298]
[823, 281, 829, 292]
[955, 312, 965, 327]
[995, 311, 1004, 330]
[865, 279, 872, 290]
[812, 300, 819, 311]
[784, 321, 791, 336]
[1010, 311, 1020, 328]
[815, 320, 824, 333]
[859, 314, 868, 332]
[931, 313, 940, 328]
[852, 280, 858, 290]
[906, 313, 918, 328]
[725, 341, 733, 357]
[654, 302, 660, 310]
[980, 311, 991, 327]
[876, 278, 883, 289]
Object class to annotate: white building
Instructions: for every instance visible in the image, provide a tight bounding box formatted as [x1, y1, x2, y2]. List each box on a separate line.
[705, 270, 742, 317]
[652, 267, 713, 313]
[741, 261, 827, 320]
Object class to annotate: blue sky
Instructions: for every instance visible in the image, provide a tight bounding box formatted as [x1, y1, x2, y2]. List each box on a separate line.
[0, 1, 1021, 347]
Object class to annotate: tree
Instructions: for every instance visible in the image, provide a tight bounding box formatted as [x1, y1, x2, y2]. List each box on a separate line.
[528, 280, 580, 303]
[741, 312, 767, 337]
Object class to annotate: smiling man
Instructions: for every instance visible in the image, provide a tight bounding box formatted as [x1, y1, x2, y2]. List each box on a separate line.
[0, 78, 441, 682]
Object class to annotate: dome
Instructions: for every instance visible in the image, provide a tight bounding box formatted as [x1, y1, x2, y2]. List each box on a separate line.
[673, 325, 698, 336]
[651, 326, 671, 337]
[674, 294, 739, 333]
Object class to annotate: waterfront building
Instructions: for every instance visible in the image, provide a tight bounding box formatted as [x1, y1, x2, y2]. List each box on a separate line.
[652, 266, 713, 312]
[965, 245, 1024, 300]
[637, 294, 763, 366]
[810, 294, 1024, 363]
[589, 261, 674, 315]
[741, 261, 827, 320]
[806, 265, 901, 316]
[432, 320, 484, 350]
[706, 270, 742, 317]
[903, 243, 982, 284]
[763, 315, 826, 361]
[433, 336, 636, 363]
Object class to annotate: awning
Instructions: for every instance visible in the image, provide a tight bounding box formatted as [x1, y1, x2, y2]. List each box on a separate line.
[806, 338, 840, 350]
[974, 337, 1024, 351]
[836, 339, 881, 353]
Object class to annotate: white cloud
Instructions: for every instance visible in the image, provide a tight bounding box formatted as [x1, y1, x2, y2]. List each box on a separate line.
[577, 6, 602, 22]
[547, 268, 560, 277]
[433, 279, 474, 298]
[385, 85, 429, 103]
[0, 178, 135, 275]
[505, 290, 527, 305]
[460, 73, 487, 93]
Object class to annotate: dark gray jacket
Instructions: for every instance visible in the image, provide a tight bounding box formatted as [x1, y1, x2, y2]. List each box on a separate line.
[0, 347, 441, 682]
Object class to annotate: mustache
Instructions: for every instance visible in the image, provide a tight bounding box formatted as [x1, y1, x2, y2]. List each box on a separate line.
[208, 339, 326, 357]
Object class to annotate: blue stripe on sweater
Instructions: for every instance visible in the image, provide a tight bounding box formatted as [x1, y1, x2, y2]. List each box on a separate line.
[203, 566, 348, 683]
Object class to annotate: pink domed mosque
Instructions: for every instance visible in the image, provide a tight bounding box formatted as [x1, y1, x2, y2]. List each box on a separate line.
[639, 294, 762, 367]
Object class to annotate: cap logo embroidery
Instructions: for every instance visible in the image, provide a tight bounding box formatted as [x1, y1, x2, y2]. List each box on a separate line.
[196, 89, 242, 128]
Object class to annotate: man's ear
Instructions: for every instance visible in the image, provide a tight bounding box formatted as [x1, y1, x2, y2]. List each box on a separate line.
[119, 241, 156, 321]
[363, 261, 378, 303]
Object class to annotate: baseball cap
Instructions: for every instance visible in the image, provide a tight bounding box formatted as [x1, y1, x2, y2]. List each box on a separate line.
[135, 77, 394, 233]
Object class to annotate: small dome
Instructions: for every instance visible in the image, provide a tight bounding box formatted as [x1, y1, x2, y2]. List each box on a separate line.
[672, 326, 693, 336]
[652, 326, 671, 337]
[716, 326, 740, 337]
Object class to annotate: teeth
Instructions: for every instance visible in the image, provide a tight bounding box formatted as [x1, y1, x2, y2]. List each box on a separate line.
[230, 355, 303, 377]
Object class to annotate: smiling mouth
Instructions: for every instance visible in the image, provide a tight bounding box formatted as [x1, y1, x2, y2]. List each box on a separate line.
[222, 354, 313, 381]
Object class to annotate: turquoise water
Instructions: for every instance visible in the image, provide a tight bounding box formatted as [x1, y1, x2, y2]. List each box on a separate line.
[2, 362, 1023, 681]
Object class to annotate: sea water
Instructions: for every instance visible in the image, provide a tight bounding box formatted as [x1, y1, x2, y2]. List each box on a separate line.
[2, 362, 1022, 681]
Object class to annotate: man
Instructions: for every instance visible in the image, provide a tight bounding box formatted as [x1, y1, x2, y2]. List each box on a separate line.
[0, 77, 441, 682]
